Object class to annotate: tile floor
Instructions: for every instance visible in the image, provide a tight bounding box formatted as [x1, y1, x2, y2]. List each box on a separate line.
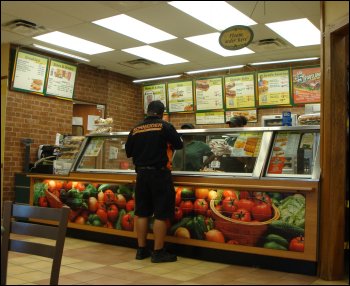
[4, 235, 349, 285]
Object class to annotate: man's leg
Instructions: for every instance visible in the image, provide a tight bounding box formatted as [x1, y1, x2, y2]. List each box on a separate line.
[136, 216, 149, 247]
[153, 219, 167, 250]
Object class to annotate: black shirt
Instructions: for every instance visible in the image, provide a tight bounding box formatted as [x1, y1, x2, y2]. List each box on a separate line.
[125, 116, 183, 169]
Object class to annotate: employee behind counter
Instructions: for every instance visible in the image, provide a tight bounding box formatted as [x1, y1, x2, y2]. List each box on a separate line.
[173, 119, 255, 173]
[172, 123, 213, 171]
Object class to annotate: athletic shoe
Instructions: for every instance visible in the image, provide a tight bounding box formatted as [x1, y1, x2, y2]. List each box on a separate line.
[151, 248, 177, 263]
[136, 247, 151, 260]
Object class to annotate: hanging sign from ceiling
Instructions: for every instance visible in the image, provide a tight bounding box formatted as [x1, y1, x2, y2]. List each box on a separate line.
[219, 25, 254, 50]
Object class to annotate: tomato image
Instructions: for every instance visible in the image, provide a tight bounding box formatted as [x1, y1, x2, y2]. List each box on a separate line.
[222, 189, 238, 199]
[126, 199, 135, 212]
[205, 229, 225, 243]
[221, 196, 238, 216]
[180, 200, 193, 216]
[121, 213, 134, 231]
[195, 188, 209, 199]
[236, 199, 255, 212]
[239, 191, 251, 200]
[251, 202, 272, 221]
[253, 192, 272, 205]
[96, 205, 108, 224]
[289, 236, 305, 252]
[174, 206, 183, 221]
[232, 208, 252, 222]
[193, 199, 208, 216]
[104, 189, 115, 204]
[107, 204, 119, 222]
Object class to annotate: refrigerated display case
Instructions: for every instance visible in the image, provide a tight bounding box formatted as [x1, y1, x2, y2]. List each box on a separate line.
[28, 126, 320, 262]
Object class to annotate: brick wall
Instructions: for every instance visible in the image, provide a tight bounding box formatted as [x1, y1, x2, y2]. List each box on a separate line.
[3, 63, 142, 201]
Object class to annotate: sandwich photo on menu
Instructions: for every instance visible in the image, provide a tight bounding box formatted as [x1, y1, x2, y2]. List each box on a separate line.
[196, 80, 210, 91]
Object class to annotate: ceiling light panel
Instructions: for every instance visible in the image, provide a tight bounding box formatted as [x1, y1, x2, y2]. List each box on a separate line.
[168, 1, 257, 31]
[185, 33, 255, 57]
[33, 31, 114, 55]
[122, 46, 188, 65]
[93, 14, 176, 44]
[33, 44, 90, 62]
[265, 18, 320, 47]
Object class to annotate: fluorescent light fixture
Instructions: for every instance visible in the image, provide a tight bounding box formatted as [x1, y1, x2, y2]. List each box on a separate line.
[122, 45, 188, 65]
[168, 1, 256, 30]
[186, 65, 244, 75]
[93, 14, 176, 44]
[185, 33, 254, 57]
[250, 57, 319, 66]
[133, 74, 182, 83]
[33, 31, 114, 55]
[265, 18, 320, 47]
[32, 44, 90, 62]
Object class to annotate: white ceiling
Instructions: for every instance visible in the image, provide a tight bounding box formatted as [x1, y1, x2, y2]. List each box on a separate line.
[1, 1, 321, 79]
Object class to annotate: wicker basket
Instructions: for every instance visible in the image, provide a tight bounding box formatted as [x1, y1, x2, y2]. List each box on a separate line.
[210, 200, 280, 246]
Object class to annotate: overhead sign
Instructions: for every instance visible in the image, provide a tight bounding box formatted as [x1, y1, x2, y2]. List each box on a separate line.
[219, 25, 254, 50]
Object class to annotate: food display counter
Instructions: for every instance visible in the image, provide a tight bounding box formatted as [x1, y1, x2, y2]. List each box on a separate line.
[28, 126, 320, 263]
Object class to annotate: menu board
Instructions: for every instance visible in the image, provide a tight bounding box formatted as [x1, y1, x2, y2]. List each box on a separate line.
[46, 60, 77, 100]
[195, 111, 225, 124]
[292, 66, 321, 104]
[12, 50, 48, 95]
[167, 81, 194, 113]
[143, 84, 167, 114]
[226, 109, 257, 123]
[224, 74, 255, 108]
[195, 77, 224, 111]
[257, 70, 291, 106]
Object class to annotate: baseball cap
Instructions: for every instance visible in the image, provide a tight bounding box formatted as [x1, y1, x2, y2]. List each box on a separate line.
[147, 100, 165, 115]
[181, 123, 195, 129]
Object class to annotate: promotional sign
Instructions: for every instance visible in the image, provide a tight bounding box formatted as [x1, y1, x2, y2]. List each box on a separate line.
[143, 84, 167, 114]
[219, 25, 254, 50]
[292, 66, 321, 104]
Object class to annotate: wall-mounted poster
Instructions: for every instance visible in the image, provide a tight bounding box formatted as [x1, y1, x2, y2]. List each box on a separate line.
[143, 84, 167, 114]
[292, 66, 321, 104]
[195, 111, 225, 124]
[12, 50, 49, 95]
[46, 59, 77, 100]
[226, 109, 257, 123]
[195, 77, 224, 111]
[168, 81, 194, 113]
[257, 70, 291, 107]
[224, 74, 255, 108]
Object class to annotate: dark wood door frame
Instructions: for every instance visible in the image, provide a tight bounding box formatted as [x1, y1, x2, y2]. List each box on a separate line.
[319, 5, 349, 280]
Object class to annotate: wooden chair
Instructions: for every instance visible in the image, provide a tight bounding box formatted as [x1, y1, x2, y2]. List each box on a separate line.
[1, 201, 70, 285]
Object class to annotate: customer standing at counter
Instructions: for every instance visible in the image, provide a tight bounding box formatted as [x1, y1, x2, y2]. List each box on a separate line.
[125, 100, 183, 263]
[226, 115, 248, 128]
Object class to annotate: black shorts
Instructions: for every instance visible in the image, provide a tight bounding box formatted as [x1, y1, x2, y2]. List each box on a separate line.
[134, 169, 175, 220]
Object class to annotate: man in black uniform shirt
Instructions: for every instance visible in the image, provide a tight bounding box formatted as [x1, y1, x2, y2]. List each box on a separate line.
[125, 100, 183, 263]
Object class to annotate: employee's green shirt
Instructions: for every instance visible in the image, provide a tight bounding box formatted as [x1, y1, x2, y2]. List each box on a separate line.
[173, 140, 212, 171]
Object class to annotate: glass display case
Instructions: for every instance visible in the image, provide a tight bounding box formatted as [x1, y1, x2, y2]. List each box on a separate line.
[28, 126, 321, 263]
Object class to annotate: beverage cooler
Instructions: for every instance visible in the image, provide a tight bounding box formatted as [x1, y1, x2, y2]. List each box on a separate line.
[28, 126, 320, 264]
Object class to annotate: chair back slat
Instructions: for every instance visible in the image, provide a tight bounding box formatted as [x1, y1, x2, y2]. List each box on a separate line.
[1, 201, 70, 285]
[9, 239, 55, 258]
[12, 203, 65, 221]
[11, 221, 59, 240]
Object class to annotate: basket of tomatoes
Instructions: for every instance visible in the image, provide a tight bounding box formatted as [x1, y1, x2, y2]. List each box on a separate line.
[210, 191, 280, 246]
